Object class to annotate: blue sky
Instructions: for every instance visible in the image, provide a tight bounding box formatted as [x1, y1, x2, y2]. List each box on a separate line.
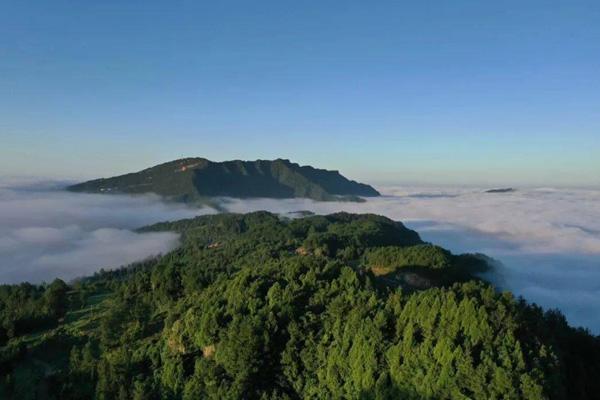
[1, 1, 599, 186]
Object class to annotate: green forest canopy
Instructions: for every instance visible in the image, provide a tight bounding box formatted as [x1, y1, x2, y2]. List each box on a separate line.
[1, 212, 599, 399]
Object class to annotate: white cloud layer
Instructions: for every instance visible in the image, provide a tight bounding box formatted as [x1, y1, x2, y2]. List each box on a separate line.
[218, 186, 600, 333]
[0, 180, 212, 284]
[1, 180, 599, 333]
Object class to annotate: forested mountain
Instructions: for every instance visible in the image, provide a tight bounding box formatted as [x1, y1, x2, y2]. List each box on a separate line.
[1, 212, 599, 399]
[67, 158, 380, 202]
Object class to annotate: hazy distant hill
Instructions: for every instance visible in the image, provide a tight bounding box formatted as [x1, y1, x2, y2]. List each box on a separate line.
[67, 158, 380, 202]
[485, 188, 516, 193]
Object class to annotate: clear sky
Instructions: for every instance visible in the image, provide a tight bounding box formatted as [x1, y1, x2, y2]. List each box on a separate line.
[1, 1, 599, 187]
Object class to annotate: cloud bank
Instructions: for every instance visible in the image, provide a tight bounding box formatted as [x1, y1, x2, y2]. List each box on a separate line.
[0, 180, 212, 284]
[2, 180, 599, 333]
[218, 187, 600, 333]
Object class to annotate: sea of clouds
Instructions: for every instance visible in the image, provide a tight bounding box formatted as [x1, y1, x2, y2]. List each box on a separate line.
[1, 179, 599, 333]
[0, 179, 212, 284]
[220, 186, 600, 333]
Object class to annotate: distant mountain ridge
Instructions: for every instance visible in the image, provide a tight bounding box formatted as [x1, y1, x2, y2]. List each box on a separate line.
[485, 188, 516, 193]
[67, 158, 380, 202]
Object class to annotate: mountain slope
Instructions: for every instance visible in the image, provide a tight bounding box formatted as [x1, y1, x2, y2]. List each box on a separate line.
[67, 158, 380, 202]
[1, 212, 599, 399]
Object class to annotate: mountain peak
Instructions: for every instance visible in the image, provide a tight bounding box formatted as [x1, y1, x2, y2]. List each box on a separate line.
[67, 158, 380, 202]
